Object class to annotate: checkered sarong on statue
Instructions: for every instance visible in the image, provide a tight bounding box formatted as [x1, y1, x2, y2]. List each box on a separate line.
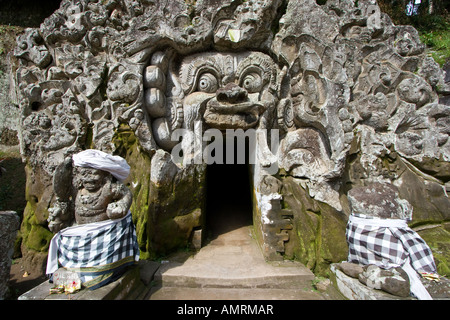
[346, 214, 436, 273]
[346, 214, 437, 299]
[47, 212, 139, 290]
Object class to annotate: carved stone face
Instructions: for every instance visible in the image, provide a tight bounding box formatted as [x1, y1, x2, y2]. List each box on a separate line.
[78, 167, 107, 192]
[179, 52, 279, 130]
[397, 77, 431, 108]
[15, 29, 52, 68]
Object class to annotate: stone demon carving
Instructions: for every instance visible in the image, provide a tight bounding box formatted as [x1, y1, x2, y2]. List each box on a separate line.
[143, 51, 281, 152]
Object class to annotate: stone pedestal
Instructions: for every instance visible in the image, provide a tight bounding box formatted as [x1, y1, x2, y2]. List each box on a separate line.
[19, 260, 160, 300]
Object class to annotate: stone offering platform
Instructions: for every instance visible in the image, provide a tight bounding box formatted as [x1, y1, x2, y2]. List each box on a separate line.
[18, 261, 158, 300]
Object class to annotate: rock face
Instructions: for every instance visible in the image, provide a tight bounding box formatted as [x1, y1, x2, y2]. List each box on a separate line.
[0, 211, 20, 299]
[13, 0, 450, 275]
[347, 182, 412, 220]
[359, 264, 410, 298]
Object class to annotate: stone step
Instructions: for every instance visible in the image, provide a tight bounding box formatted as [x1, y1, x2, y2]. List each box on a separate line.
[19, 226, 321, 300]
[154, 258, 315, 289]
[146, 225, 321, 300]
[148, 286, 323, 300]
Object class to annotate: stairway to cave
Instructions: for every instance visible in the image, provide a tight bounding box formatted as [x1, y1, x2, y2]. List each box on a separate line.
[146, 222, 325, 300]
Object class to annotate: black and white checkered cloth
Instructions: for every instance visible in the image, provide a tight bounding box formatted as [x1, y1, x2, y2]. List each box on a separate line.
[346, 214, 437, 299]
[346, 214, 436, 273]
[47, 212, 139, 290]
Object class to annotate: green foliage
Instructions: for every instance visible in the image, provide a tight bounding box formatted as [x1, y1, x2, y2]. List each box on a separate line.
[0, 25, 24, 57]
[419, 20, 450, 67]
[378, 0, 450, 66]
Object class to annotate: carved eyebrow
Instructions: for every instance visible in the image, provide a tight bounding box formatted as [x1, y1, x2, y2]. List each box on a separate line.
[180, 56, 222, 94]
[236, 53, 276, 88]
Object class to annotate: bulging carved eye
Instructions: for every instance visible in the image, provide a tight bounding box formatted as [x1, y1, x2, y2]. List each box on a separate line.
[19, 42, 28, 50]
[197, 73, 218, 93]
[241, 73, 262, 93]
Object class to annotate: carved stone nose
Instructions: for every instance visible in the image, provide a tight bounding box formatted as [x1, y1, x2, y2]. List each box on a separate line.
[216, 83, 248, 104]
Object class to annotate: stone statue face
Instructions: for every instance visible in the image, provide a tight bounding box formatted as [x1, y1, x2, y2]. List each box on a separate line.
[179, 51, 279, 130]
[15, 29, 52, 69]
[77, 167, 107, 192]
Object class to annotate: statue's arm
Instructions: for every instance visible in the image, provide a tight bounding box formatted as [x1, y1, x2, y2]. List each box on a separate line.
[106, 183, 133, 220]
[48, 157, 75, 232]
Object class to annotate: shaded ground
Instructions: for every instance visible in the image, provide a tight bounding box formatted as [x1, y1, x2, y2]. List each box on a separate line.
[0, 148, 26, 216]
[8, 259, 48, 299]
[0, 147, 35, 299]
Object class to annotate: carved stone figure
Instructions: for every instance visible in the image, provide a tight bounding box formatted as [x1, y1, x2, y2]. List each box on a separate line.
[48, 150, 132, 232]
[45, 149, 138, 290]
[144, 51, 281, 155]
[346, 183, 438, 299]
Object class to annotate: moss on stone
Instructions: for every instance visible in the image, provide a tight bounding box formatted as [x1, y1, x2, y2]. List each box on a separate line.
[21, 195, 53, 252]
[112, 123, 153, 259]
[417, 225, 450, 277]
[111, 124, 207, 260]
[25, 224, 53, 252]
[280, 177, 348, 276]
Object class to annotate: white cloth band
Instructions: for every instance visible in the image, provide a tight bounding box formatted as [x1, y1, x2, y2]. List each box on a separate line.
[348, 214, 408, 229]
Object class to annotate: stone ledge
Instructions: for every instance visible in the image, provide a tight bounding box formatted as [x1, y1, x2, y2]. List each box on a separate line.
[330, 264, 414, 300]
[330, 263, 450, 300]
[18, 260, 160, 300]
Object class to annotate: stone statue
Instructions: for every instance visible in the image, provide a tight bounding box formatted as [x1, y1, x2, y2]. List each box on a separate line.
[143, 50, 282, 167]
[46, 149, 139, 291]
[345, 183, 438, 299]
[48, 149, 132, 232]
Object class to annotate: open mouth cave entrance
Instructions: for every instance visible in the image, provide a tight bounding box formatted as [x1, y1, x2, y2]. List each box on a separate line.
[205, 135, 253, 238]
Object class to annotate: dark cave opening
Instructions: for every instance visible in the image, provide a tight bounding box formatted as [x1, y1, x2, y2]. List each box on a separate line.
[205, 136, 253, 238]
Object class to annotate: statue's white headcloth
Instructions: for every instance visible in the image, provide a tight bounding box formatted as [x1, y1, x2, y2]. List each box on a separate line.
[72, 149, 130, 182]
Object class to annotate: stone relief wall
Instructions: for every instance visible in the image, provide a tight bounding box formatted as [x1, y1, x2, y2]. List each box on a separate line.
[13, 0, 450, 275]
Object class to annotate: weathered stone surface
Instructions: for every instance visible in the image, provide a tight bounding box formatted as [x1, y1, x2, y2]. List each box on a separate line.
[149, 150, 206, 256]
[332, 262, 450, 300]
[330, 263, 414, 300]
[348, 182, 412, 220]
[358, 264, 410, 297]
[19, 263, 150, 300]
[337, 261, 364, 279]
[12, 0, 449, 275]
[421, 274, 450, 299]
[0, 211, 20, 300]
[280, 176, 348, 275]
